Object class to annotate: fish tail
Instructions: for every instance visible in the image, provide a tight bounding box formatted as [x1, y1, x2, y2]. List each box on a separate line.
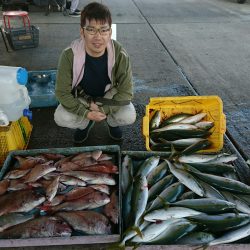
[169, 144, 179, 159]
[107, 242, 125, 249]
[131, 226, 143, 238]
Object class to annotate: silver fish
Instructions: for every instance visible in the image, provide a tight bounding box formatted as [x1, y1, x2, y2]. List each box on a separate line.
[135, 156, 160, 177]
[131, 219, 176, 243]
[168, 161, 205, 197]
[148, 174, 176, 201]
[131, 175, 148, 227]
[147, 160, 169, 187]
[178, 231, 216, 245]
[148, 218, 197, 244]
[144, 207, 202, 222]
[195, 121, 214, 130]
[173, 198, 236, 213]
[178, 154, 218, 164]
[119, 221, 149, 247]
[208, 223, 250, 246]
[149, 110, 161, 130]
[152, 123, 198, 133]
[222, 191, 250, 214]
[148, 182, 185, 211]
[121, 155, 133, 194]
[179, 112, 207, 124]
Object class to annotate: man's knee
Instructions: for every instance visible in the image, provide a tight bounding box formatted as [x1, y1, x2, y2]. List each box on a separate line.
[109, 103, 136, 126]
[54, 104, 73, 127]
[125, 104, 136, 125]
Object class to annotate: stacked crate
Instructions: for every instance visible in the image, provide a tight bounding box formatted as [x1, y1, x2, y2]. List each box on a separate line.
[0, 116, 32, 165]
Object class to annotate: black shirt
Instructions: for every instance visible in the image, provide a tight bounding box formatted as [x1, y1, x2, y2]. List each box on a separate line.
[80, 50, 110, 97]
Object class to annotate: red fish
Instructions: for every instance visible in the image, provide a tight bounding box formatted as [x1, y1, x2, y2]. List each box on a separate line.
[0, 179, 9, 196]
[15, 156, 46, 170]
[0, 190, 45, 216]
[82, 163, 118, 174]
[104, 191, 119, 224]
[0, 216, 72, 239]
[56, 211, 111, 235]
[50, 191, 110, 212]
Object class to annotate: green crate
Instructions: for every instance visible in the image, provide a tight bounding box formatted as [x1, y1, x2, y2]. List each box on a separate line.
[0, 145, 121, 248]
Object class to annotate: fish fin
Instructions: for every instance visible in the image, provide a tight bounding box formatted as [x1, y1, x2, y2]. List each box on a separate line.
[234, 208, 240, 215]
[121, 226, 142, 240]
[182, 163, 201, 173]
[109, 242, 125, 249]
[169, 144, 179, 159]
[157, 195, 170, 208]
[131, 226, 143, 238]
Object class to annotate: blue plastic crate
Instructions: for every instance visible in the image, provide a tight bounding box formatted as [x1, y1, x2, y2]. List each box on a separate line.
[27, 70, 58, 108]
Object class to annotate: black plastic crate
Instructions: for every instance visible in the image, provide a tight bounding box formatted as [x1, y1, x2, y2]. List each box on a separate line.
[4, 25, 39, 50]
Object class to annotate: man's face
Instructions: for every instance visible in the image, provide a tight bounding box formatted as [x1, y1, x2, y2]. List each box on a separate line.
[81, 19, 112, 57]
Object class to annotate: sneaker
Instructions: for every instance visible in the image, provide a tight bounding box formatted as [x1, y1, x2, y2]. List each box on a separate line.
[68, 11, 80, 17]
[108, 125, 123, 140]
[74, 121, 95, 143]
[74, 9, 81, 14]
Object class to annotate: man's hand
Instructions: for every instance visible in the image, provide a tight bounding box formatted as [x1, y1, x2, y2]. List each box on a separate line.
[90, 102, 100, 112]
[87, 111, 106, 122]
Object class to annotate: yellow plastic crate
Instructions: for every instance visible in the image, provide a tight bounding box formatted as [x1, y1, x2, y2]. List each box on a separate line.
[0, 117, 32, 165]
[143, 95, 226, 153]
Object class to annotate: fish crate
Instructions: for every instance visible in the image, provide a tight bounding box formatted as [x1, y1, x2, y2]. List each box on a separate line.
[0, 145, 121, 248]
[27, 70, 58, 108]
[3, 25, 39, 51]
[143, 95, 226, 153]
[0, 116, 32, 166]
[120, 151, 250, 249]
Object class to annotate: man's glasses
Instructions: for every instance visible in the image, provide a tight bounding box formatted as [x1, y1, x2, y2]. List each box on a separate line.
[82, 26, 111, 36]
